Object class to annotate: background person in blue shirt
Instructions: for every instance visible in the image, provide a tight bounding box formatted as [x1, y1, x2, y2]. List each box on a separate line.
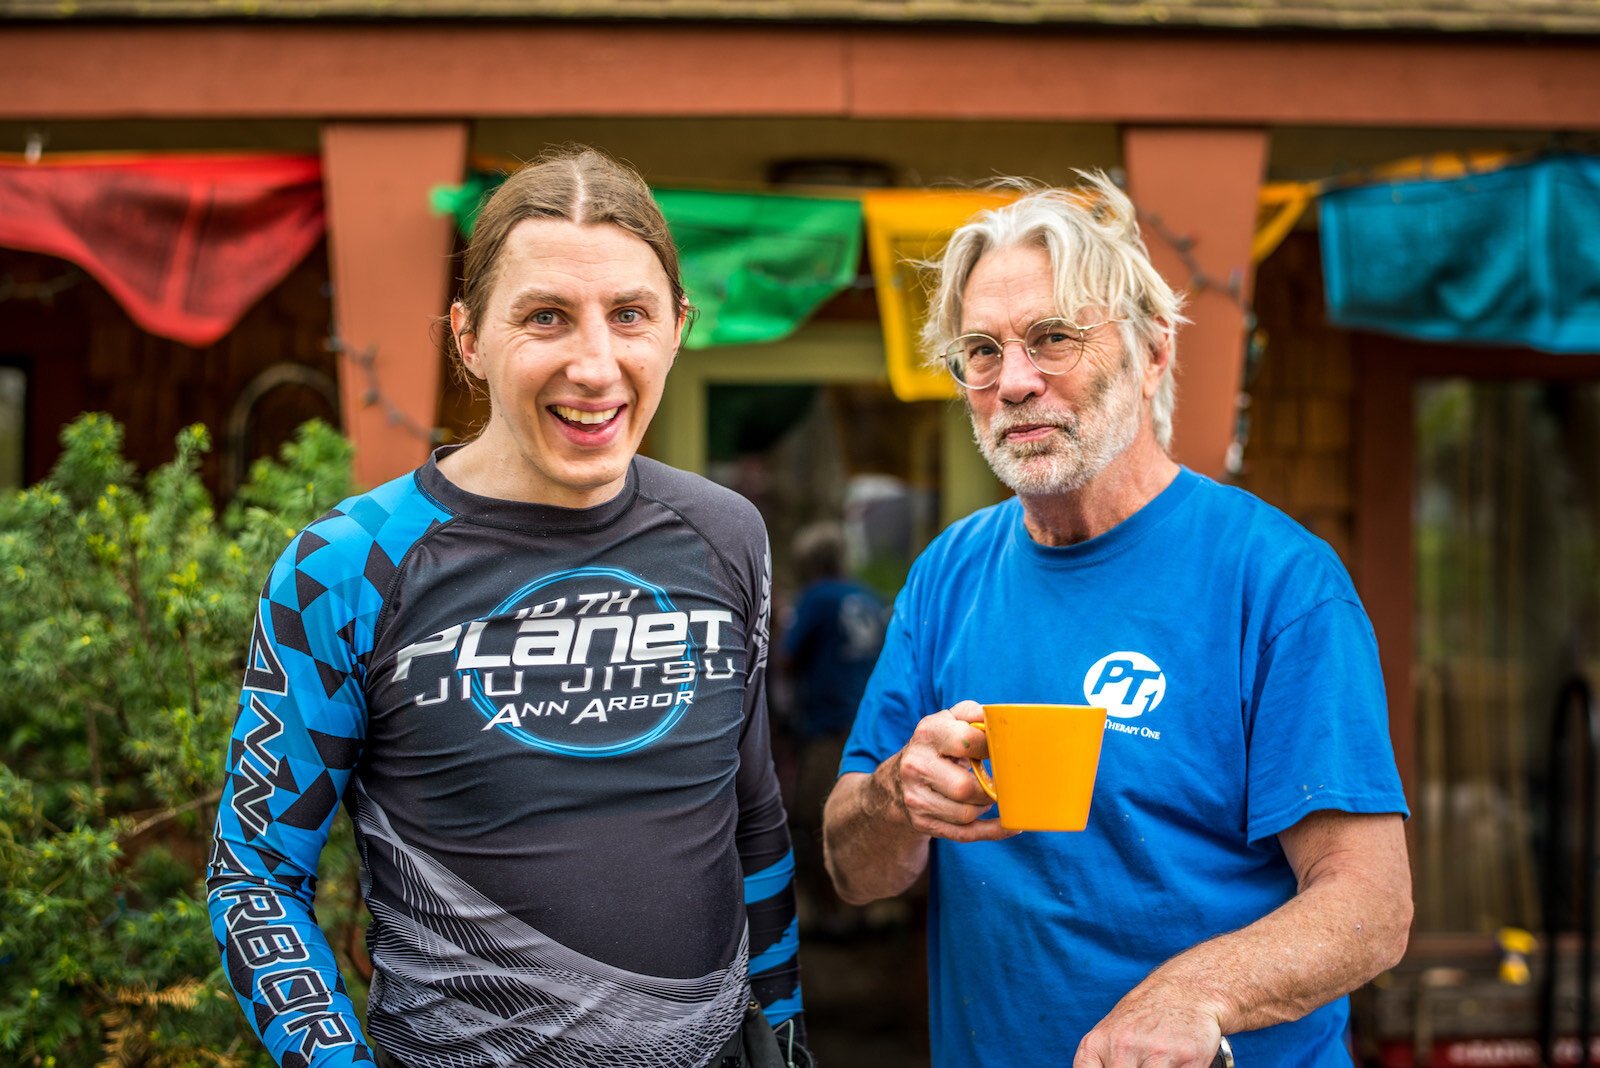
[780, 520, 886, 935]
[822, 173, 1412, 1068]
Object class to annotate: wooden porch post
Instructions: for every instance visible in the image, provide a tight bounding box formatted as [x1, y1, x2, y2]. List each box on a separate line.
[322, 122, 468, 488]
[1353, 338, 1416, 805]
[1121, 127, 1269, 479]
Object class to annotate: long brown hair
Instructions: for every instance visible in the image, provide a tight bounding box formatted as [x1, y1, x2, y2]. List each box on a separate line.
[455, 145, 687, 336]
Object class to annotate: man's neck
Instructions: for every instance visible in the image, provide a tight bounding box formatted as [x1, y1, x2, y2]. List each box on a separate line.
[437, 433, 526, 501]
[1017, 437, 1181, 547]
[436, 431, 623, 509]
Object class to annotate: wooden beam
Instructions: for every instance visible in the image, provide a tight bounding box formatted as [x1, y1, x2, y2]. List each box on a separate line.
[1353, 337, 1416, 807]
[845, 30, 1600, 129]
[322, 122, 466, 489]
[1, 25, 1596, 129]
[0, 26, 848, 119]
[1123, 126, 1268, 479]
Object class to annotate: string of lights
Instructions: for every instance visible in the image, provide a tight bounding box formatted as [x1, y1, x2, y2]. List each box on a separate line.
[21, 145, 1543, 479]
[1139, 210, 1265, 477]
[0, 268, 81, 305]
[321, 199, 1269, 466]
[324, 331, 447, 447]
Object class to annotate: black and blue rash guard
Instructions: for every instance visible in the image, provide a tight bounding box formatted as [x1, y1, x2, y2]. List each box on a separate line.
[206, 450, 801, 1068]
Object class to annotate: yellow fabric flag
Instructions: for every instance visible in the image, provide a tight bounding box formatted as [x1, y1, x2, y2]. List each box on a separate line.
[1254, 182, 1315, 264]
[863, 190, 1020, 402]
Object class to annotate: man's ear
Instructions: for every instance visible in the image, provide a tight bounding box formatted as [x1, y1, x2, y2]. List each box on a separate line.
[674, 298, 693, 359]
[450, 303, 485, 379]
[1143, 322, 1174, 398]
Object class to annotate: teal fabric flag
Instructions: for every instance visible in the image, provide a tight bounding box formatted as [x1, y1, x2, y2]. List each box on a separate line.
[431, 176, 863, 349]
[1321, 155, 1600, 353]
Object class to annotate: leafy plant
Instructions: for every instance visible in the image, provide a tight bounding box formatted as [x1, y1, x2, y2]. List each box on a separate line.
[0, 414, 366, 1067]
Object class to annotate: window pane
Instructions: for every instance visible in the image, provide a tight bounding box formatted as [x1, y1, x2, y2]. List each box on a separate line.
[0, 366, 23, 490]
[1413, 379, 1600, 934]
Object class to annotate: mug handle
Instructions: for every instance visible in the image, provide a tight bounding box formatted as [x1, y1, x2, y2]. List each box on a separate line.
[966, 721, 998, 802]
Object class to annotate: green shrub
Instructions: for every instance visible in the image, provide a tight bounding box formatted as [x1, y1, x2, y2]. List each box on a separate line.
[0, 415, 367, 1067]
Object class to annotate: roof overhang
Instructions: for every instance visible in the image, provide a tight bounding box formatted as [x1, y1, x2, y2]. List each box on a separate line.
[2, 23, 1597, 130]
[5, 0, 1600, 36]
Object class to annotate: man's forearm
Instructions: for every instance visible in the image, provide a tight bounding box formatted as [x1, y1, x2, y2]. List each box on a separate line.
[822, 766, 931, 905]
[1137, 871, 1409, 1035]
[1104, 815, 1413, 1039]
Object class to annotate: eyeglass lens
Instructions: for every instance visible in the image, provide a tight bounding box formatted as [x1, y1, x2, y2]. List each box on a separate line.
[943, 319, 1088, 388]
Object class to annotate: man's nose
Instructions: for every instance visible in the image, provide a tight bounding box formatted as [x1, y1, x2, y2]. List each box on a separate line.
[566, 319, 624, 390]
[994, 338, 1044, 403]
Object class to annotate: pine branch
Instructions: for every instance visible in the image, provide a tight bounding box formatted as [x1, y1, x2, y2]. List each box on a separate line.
[174, 619, 204, 735]
[111, 979, 205, 1009]
[97, 1004, 136, 1068]
[87, 697, 131, 737]
[120, 788, 223, 841]
[118, 538, 157, 668]
[85, 702, 103, 798]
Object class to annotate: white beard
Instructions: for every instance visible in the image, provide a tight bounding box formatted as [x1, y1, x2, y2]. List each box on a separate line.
[971, 358, 1143, 497]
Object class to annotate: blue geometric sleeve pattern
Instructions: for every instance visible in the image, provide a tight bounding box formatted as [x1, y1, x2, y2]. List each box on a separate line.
[744, 850, 802, 1022]
[207, 474, 450, 1068]
[732, 545, 805, 1035]
[739, 755, 804, 1032]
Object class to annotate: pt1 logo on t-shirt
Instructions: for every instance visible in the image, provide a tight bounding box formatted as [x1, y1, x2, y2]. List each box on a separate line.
[1083, 651, 1167, 719]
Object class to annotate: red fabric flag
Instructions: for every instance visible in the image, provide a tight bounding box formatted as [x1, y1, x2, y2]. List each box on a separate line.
[0, 153, 325, 347]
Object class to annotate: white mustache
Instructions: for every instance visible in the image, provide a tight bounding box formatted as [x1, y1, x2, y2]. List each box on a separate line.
[988, 405, 1078, 445]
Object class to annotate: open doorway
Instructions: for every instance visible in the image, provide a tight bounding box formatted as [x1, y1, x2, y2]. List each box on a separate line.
[1412, 377, 1600, 935]
[1354, 339, 1600, 1063]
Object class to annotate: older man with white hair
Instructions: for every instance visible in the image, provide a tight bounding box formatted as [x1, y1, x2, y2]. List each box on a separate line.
[823, 173, 1412, 1067]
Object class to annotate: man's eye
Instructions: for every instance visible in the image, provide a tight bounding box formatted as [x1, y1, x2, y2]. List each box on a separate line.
[616, 308, 643, 325]
[530, 310, 559, 326]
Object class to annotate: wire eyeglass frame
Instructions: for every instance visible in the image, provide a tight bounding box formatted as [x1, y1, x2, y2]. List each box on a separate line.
[941, 317, 1127, 390]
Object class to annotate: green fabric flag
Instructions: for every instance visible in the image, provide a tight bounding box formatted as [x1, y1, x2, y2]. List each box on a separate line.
[654, 188, 862, 349]
[429, 172, 500, 237]
[431, 176, 863, 349]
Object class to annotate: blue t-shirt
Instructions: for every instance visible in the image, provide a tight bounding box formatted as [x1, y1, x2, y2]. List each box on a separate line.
[841, 468, 1408, 1067]
[782, 578, 887, 737]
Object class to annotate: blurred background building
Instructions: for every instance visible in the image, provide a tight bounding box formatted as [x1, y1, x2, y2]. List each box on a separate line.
[3, 2, 1600, 1063]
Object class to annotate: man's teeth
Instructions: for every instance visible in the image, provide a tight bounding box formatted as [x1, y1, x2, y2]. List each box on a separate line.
[552, 405, 620, 425]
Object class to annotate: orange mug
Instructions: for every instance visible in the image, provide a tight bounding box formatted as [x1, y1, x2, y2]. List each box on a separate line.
[968, 704, 1108, 831]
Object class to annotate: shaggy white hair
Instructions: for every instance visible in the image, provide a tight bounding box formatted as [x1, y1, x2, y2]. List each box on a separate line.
[921, 171, 1189, 449]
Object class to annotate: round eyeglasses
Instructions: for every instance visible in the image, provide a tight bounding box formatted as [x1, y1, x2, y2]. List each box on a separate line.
[940, 317, 1125, 390]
